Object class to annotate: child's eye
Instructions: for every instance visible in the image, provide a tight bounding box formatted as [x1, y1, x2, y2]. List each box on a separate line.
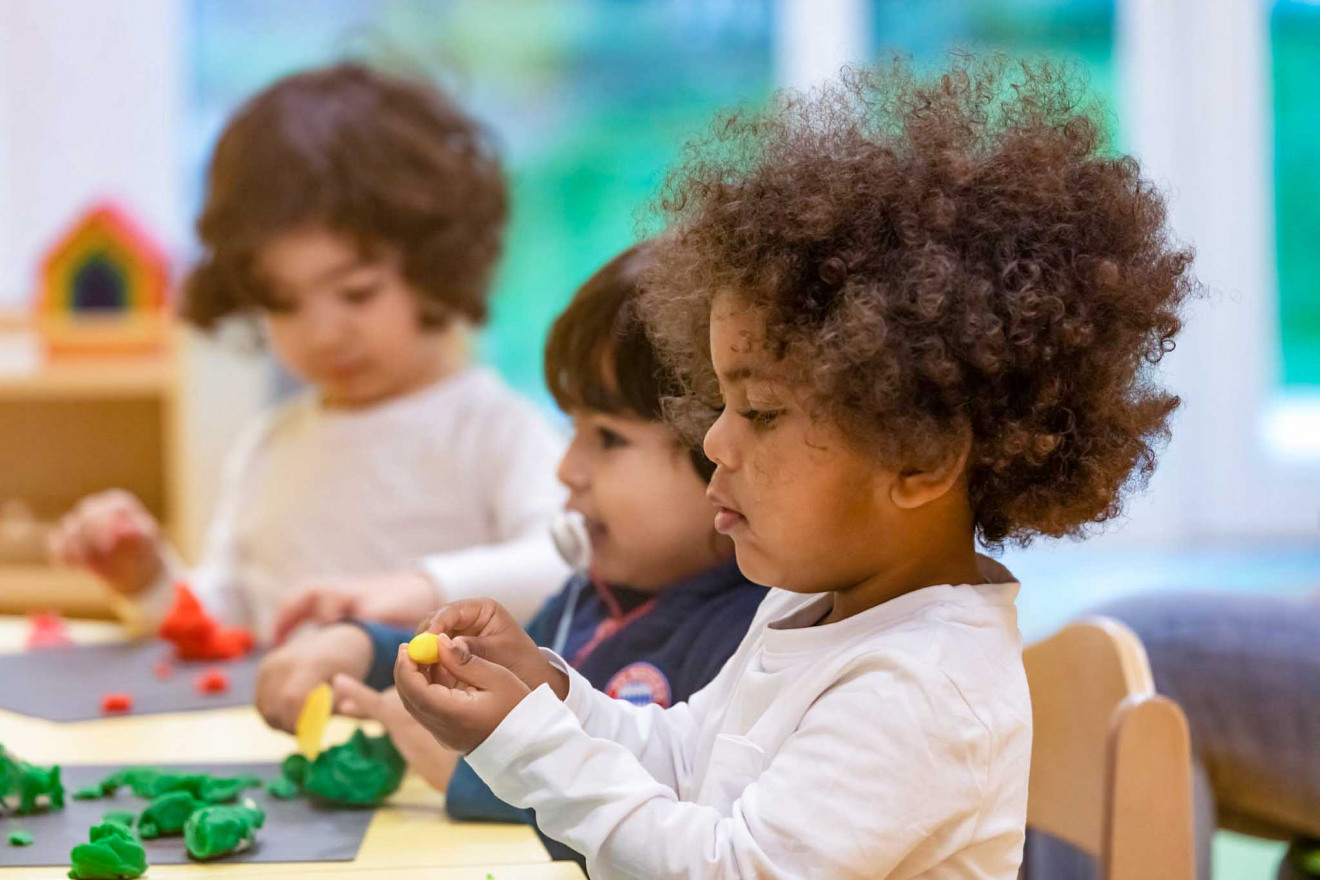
[597, 427, 627, 449]
[738, 408, 782, 430]
[342, 285, 380, 306]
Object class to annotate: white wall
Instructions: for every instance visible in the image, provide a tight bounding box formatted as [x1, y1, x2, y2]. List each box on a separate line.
[0, 0, 186, 303]
[774, 0, 870, 91]
[0, 0, 268, 557]
[1116, 0, 1319, 543]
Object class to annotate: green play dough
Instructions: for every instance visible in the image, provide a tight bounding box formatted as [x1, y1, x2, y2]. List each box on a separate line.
[280, 753, 309, 786]
[8, 830, 33, 846]
[151, 772, 260, 803]
[183, 803, 264, 861]
[100, 811, 135, 828]
[137, 791, 203, 839]
[85, 768, 152, 799]
[88, 768, 259, 803]
[72, 786, 104, 801]
[0, 743, 65, 814]
[67, 821, 147, 880]
[265, 776, 301, 800]
[277, 730, 405, 807]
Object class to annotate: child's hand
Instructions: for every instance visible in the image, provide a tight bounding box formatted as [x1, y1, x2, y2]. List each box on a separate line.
[47, 490, 167, 595]
[272, 572, 438, 644]
[419, 599, 568, 699]
[394, 635, 531, 754]
[254, 624, 373, 733]
[331, 676, 458, 791]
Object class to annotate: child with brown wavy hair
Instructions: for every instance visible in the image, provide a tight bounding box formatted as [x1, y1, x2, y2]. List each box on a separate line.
[49, 64, 568, 642]
[389, 57, 1197, 879]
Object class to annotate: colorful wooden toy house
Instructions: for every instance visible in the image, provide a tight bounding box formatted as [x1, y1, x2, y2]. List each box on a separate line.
[35, 203, 171, 356]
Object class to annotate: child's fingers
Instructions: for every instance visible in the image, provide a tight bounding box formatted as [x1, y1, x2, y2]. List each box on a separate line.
[394, 645, 466, 704]
[47, 518, 77, 565]
[420, 600, 493, 639]
[272, 586, 350, 645]
[61, 521, 96, 569]
[394, 646, 473, 717]
[313, 590, 353, 624]
[81, 496, 132, 553]
[432, 634, 512, 691]
[452, 635, 492, 661]
[394, 645, 433, 698]
[94, 513, 143, 557]
[331, 674, 382, 720]
[271, 592, 318, 645]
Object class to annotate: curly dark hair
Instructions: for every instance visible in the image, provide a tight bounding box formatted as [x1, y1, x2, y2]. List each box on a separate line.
[640, 56, 1198, 547]
[183, 63, 507, 330]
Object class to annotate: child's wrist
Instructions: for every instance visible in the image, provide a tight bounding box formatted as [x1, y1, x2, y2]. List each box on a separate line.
[322, 623, 375, 680]
[546, 665, 570, 701]
[109, 547, 168, 596]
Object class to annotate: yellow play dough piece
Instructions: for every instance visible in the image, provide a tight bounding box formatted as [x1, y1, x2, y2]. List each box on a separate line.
[296, 683, 333, 759]
[408, 632, 439, 665]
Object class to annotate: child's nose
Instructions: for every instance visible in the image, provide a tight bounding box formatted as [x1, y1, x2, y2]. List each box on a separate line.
[305, 303, 349, 351]
[556, 442, 590, 491]
[703, 409, 737, 470]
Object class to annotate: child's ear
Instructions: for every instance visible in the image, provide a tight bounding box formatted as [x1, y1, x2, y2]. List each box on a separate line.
[888, 429, 972, 511]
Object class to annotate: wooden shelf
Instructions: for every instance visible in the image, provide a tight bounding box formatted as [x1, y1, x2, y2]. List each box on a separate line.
[0, 564, 117, 619]
[0, 358, 175, 400]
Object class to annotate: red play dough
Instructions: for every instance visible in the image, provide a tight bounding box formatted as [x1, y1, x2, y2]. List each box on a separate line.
[25, 611, 72, 650]
[100, 693, 133, 714]
[157, 582, 253, 661]
[195, 668, 230, 695]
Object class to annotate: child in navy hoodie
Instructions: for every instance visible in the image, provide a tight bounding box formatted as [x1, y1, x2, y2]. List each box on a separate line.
[253, 242, 765, 857]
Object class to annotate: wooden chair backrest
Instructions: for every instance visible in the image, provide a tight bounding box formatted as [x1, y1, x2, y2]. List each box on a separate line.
[1024, 616, 1193, 880]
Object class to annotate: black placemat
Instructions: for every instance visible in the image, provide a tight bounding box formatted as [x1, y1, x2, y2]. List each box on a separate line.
[0, 762, 375, 867]
[0, 641, 263, 721]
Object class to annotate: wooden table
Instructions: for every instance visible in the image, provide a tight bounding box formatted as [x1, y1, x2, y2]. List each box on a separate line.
[0, 617, 584, 880]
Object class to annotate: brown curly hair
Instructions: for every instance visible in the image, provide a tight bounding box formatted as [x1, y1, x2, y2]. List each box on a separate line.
[183, 63, 507, 330]
[640, 56, 1198, 547]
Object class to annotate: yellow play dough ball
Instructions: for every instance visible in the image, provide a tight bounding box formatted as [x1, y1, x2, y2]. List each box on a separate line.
[408, 632, 439, 664]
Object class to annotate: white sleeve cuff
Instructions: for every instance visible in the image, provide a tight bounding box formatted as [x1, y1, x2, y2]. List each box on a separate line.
[539, 647, 597, 725]
[465, 682, 574, 802]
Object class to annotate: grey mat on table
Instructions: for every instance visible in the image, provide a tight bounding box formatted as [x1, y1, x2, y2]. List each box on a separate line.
[0, 762, 376, 866]
[0, 640, 263, 721]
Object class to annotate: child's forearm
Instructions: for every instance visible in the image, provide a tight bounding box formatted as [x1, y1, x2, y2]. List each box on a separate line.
[546, 656, 702, 792]
[466, 671, 986, 880]
[466, 686, 742, 879]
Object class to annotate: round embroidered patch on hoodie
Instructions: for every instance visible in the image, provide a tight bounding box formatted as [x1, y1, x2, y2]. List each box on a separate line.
[605, 662, 672, 708]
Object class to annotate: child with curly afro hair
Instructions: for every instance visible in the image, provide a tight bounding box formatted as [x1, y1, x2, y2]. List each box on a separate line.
[387, 56, 1197, 880]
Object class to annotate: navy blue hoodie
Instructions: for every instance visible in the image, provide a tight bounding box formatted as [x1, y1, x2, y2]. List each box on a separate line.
[356, 560, 765, 855]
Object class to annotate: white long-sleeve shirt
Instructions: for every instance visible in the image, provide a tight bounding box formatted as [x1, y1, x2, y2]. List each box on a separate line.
[124, 367, 569, 642]
[468, 556, 1032, 880]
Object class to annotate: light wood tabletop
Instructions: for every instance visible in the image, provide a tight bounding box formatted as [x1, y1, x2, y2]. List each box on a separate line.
[0, 616, 584, 880]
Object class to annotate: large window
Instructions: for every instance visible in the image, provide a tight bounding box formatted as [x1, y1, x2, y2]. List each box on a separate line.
[1271, 0, 1320, 387]
[869, 0, 1116, 136]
